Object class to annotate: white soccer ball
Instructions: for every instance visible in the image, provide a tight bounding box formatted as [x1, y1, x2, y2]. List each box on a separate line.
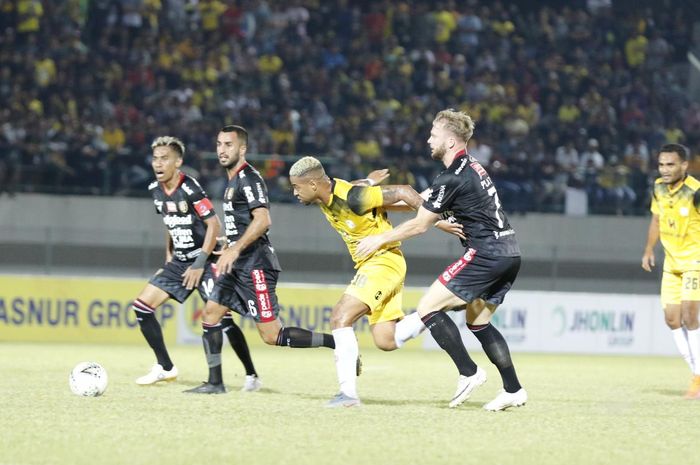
[69, 362, 108, 397]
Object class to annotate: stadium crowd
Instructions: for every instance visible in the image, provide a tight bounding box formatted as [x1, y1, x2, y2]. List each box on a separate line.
[1, 0, 699, 215]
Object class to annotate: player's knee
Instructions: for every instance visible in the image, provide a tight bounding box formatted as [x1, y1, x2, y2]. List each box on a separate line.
[374, 339, 397, 351]
[330, 306, 353, 329]
[665, 315, 681, 329]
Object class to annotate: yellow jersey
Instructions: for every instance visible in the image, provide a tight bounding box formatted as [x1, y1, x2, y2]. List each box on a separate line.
[651, 175, 700, 272]
[319, 179, 400, 267]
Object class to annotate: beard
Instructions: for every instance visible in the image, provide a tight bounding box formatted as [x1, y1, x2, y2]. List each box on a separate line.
[431, 144, 446, 161]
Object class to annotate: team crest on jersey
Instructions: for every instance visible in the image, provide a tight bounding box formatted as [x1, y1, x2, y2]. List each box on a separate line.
[178, 201, 188, 213]
[225, 188, 234, 200]
[345, 220, 356, 229]
[166, 201, 177, 213]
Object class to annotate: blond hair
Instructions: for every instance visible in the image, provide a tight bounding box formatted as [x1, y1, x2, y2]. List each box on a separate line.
[151, 136, 186, 158]
[434, 109, 475, 142]
[289, 156, 326, 178]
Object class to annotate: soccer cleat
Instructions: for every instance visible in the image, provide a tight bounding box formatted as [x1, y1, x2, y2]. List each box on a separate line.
[241, 375, 262, 392]
[449, 367, 487, 408]
[183, 382, 227, 394]
[356, 355, 363, 377]
[683, 375, 700, 399]
[135, 364, 179, 385]
[483, 388, 528, 411]
[325, 392, 361, 408]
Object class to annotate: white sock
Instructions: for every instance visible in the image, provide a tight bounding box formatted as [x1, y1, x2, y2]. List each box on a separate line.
[672, 327, 695, 373]
[686, 328, 700, 375]
[332, 327, 359, 398]
[394, 312, 426, 348]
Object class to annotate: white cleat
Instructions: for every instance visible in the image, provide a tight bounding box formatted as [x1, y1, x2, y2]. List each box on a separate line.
[241, 375, 262, 392]
[135, 364, 178, 385]
[449, 367, 487, 408]
[483, 388, 528, 411]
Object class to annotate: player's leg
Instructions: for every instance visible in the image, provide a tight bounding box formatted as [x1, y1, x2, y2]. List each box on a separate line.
[198, 265, 260, 390]
[184, 299, 229, 394]
[133, 283, 177, 385]
[661, 273, 696, 377]
[324, 293, 368, 407]
[680, 271, 700, 398]
[247, 269, 334, 348]
[466, 299, 527, 411]
[416, 280, 485, 407]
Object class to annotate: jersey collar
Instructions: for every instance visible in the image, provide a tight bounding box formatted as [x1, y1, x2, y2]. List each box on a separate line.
[229, 161, 249, 180]
[162, 172, 185, 196]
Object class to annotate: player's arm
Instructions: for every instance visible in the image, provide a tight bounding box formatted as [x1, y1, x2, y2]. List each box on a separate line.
[182, 215, 221, 290]
[351, 169, 389, 186]
[164, 230, 173, 263]
[356, 206, 439, 258]
[216, 207, 271, 274]
[384, 186, 465, 239]
[642, 214, 659, 272]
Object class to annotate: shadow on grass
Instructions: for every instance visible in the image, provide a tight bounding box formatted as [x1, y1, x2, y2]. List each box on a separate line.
[291, 392, 481, 408]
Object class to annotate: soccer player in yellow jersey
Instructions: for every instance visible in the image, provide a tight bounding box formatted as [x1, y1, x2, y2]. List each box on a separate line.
[289, 156, 463, 407]
[642, 144, 700, 398]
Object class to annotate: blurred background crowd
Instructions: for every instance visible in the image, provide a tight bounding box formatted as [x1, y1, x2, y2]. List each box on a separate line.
[1, 0, 699, 215]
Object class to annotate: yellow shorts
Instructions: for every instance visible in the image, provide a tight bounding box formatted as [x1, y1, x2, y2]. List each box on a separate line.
[661, 270, 700, 306]
[345, 248, 406, 326]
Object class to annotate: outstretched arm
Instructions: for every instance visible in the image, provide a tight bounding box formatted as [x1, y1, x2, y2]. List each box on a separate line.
[356, 206, 440, 258]
[351, 169, 390, 186]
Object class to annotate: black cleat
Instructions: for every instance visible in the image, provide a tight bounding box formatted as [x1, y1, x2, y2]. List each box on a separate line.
[183, 382, 227, 394]
[356, 355, 362, 377]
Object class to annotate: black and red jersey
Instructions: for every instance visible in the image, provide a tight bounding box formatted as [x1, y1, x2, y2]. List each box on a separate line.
[423, 150, 520, 257]
[149, 172, 216, 262]
[221, 163, 281, 271]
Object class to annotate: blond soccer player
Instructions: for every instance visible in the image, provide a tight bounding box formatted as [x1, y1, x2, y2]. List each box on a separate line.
[289, 156, 463, 407]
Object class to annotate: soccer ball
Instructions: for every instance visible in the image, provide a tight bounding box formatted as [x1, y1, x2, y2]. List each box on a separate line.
[69, 362, 108, 397]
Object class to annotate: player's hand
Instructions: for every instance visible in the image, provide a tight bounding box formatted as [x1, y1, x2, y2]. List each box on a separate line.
[356, 235, 385, 259]
[641, 250, 655, 272]
[217, 248, 240, 275]
[435, 219, 465, 240]
[182, 266, 205, 290]
[367, 169, 390, 186]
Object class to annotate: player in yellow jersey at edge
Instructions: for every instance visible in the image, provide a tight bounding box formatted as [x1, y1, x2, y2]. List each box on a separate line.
[289, 156, 463, 407]
[642, 143, 700, 398]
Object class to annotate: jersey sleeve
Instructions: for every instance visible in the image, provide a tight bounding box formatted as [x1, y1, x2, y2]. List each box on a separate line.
[238, 169, 270, 210]
[422, 173, 462, 214]
[184, 178, 216, 220]
[650, 190, 659, 215]
[346, 185, 384, 215]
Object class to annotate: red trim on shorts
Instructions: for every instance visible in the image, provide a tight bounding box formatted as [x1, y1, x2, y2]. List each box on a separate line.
[251, 269, 275, 322]
[438, 248, 477, 285]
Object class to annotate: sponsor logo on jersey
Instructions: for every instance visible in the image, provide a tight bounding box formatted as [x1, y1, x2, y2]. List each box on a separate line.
[194, 198, 213, 217]
[432, 185, 446, 209]
[154, 199, 163, 212]
[225, 188, 234, 200]
[494, 229, 515, 239]
[680, 207, 689, 217]
[243, 186, 255, 203]
[345, 219, 356, 229]
[148, 181, 158, 190]
[455, 158, 469, 174]
[178, 201, 188, 213]
[163, 214, 193, 228]
[166, 201, 177, 213]
[181, 182, 194, 195]
[256, 183, 266, 203]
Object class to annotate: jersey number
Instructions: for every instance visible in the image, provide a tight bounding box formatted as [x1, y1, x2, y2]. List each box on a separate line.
[486, 186, 505, 229]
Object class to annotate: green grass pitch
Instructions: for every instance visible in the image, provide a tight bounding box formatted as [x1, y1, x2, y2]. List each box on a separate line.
[0, 342, 697, 465]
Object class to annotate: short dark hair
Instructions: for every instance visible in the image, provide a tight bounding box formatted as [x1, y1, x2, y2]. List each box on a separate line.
[220, 125, 248, 145]
[659, 143, 689, 161]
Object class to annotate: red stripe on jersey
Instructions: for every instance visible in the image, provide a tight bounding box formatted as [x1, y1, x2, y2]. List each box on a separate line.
[251, 269, 275, 322]
[194, 198, 214, 217]
[438, 248, 477, 285]
[162, 172, 186, 196]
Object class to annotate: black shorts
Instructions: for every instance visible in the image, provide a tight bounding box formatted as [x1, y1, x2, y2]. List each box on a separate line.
[209, 269, 280, 323]
[438, 248, 520, 306]
[149, 260, 217, 304]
